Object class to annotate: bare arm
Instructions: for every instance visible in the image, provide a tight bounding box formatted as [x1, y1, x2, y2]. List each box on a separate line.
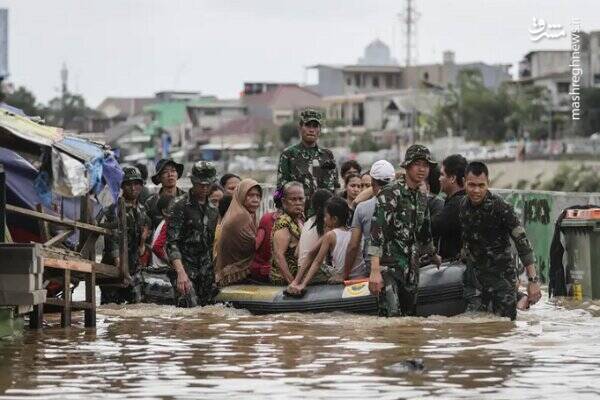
[343, 227, 363, 280]
[296, 235, 326, 282]
[273, 228, 294, 284]
[294, 232, 335, 290]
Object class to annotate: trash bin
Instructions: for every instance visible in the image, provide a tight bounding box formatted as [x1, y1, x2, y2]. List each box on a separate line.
[561, 208, 600, 300]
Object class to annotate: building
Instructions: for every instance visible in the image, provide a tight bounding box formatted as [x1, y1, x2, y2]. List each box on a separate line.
[103, 116, 149, 163]
[92, 97, 155, 132]
[308, 41, 512, 96]
[402, 51, 511, 90]
[186, 99, 247, 141]
[242, 83, 324, 125]
[323, 88, 444, 140]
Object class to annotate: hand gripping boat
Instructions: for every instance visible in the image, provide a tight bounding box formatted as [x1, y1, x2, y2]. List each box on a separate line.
[214, 262, 466, 316]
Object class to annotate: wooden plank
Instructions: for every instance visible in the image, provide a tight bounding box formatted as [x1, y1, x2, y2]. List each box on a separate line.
[77, 194, 91, 253]
[36, 204, 51, 242]
[61, 269, 71, 327]
[44, 230, 74, 247]
[84, 272, 96, 327]
[41, 248, 120, 279]
[6, 204, 113, 236]
[118, 198, 129, 281]
[79, 232, 99, 261]
[44, 257, 92, 273]
[46, 298, 94, 311]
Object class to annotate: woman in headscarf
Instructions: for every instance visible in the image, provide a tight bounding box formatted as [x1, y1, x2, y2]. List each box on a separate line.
[214, 178, 262, 287]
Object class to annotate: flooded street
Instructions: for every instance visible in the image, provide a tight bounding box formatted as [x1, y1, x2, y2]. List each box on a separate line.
[1, 297, 600, 399]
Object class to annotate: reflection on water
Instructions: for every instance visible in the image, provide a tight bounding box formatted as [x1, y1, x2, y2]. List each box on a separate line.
[1, 296, 600, 399]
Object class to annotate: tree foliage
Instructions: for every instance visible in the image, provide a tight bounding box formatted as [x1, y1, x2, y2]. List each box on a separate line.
[279, 122, 298, 146]
[4, 86, 44, 117]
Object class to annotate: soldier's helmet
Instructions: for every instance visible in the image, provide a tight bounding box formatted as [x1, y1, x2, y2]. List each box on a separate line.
[190, 161, 217, 185]
[121, 166, 144, 186]
[299, 108, 324, 126]
[401, 144, 437, 168]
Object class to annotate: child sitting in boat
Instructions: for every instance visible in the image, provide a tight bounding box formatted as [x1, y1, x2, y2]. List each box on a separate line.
[287, 197, 367, 294]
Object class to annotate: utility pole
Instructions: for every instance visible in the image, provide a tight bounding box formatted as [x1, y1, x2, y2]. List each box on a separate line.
[60, 63, 68, 127]
[398, 0, 419, 67]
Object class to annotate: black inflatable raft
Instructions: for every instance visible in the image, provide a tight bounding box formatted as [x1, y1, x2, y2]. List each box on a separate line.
[215, 262, 466, 317]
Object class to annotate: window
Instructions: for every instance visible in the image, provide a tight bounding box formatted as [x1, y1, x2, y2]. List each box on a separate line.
[346, 77, 352, 86]
[354, 73, 361, 87]
[594, 73, 600, 85]
[203, 109, 218, 116]
[373, 76, 379, 88]
[557, 82, 570, 94]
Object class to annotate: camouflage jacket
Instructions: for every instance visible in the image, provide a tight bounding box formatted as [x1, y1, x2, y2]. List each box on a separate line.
[166, 189, 218, 279]
[276, 142, 339, 201]
[145, 187, 186, 232]
[102, 199, 150, 274]
[459, 191, 535, 273]
[368, 176, 436, 269]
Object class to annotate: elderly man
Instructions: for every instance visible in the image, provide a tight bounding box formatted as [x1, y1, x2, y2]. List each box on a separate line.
[276, 108, 339, 213]
[368, 145, 441, 316]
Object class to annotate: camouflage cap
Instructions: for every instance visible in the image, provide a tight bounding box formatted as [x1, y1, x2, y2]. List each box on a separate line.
[299, 108, 324, 125]
[121, 166, 144, 185]
[190, 161, 217, 184]
[401, 144, 437, 168]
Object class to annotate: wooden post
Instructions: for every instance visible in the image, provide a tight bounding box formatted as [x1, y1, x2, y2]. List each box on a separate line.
[77, 194, 92, 255]
[29, 305, 43, 329]
[0, 163, 5, 243]
[61, 269, 71, 327]
[36, 204, 51, 242]
[118, 198, 129, 283]
[84, 271, 96, 328]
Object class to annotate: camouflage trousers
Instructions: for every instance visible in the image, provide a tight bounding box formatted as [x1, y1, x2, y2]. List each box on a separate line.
[100, 272, 143, 305]
[169, 267, 217, 308]
[463, 266, 517, 321]
[378, 265, 419, 317]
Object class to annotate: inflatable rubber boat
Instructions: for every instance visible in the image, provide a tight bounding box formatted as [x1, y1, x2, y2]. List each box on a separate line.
[215, 262, 466, 317]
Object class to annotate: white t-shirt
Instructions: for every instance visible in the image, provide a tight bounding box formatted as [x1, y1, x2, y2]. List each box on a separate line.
[298, 216, 320, 268]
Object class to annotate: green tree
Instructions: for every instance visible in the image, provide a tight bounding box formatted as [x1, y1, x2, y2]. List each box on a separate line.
[350, 132, 380, 152]
[44, 91, 99, 131]
[279, 122, 298, 146]
[3, 86, 44, 117]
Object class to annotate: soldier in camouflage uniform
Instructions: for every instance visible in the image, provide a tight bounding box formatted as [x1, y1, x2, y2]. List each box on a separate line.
[276, 108, 339, 213]
[368, 145, 441, 316]
[100, 166, 151, 304]
[167, 161, 219, 307]
[145, 158, 186, 232]
[459, 161, 541, 320]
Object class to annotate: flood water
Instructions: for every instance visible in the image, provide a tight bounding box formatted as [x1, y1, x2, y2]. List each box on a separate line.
[1, 295, 600, 399]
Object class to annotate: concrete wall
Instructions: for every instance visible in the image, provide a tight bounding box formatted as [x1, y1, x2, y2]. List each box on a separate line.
[495, 189, 600, 282]
[315, 67, 345, 96]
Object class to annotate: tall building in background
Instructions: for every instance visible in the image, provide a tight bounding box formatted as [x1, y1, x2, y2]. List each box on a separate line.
[0, 9, 8, 80]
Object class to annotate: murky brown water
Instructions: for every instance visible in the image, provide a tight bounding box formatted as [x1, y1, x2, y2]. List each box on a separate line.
[1, 294, 600, 399]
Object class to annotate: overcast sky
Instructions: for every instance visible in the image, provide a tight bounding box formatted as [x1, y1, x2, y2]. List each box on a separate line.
[1, 0, 595, 107]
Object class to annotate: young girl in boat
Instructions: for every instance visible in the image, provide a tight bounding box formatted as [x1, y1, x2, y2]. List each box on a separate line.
[287, 196, 366, 294]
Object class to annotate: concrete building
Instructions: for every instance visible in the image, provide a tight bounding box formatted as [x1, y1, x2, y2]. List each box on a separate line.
[242, 83, 323, 125]
[323, 88, 444, 133]
[187, 99, 247, 143]
[309, 41, 512, 96]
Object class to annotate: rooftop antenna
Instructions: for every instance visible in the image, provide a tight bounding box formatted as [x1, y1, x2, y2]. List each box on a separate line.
[398, 0, 420, 67]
